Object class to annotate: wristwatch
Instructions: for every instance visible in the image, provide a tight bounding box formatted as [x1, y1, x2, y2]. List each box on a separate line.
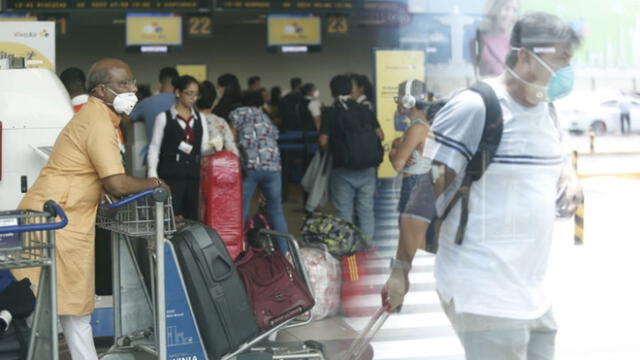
[390, 258, 412, 271]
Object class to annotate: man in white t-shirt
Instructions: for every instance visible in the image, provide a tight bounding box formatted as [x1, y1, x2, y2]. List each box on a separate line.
[382, 12, 582, 360]
[300, 82, 322, 130]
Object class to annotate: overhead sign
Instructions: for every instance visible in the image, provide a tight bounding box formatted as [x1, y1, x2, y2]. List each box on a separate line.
[373, 49, 425, 178]
[176, 64, 207, 82]
[126, 13, 182, 46]
[0, 21, 56, 71]
[219, 0, 361, 11]
[326, 14, 348, 34]
[187, 15, 212, 37]
[4, 0, 211, 12]
[268, 14, 321, 46]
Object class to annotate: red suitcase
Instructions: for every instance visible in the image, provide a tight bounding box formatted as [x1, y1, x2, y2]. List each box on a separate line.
[199, 150, 244, 260]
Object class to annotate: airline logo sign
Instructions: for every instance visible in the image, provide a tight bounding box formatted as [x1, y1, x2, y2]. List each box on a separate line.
[126, 14, 182, 46]
[268, 15, 321, 46]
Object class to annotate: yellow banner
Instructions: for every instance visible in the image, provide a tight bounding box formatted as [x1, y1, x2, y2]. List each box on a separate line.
[176, 64, 207, 82]
[268, 16, 321, 46]
[374, 49, 425, 178]
[126, 15, 182, 46]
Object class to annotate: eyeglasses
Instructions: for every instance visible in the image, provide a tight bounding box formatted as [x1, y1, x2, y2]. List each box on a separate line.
[181, 91, 201, 99]
[104, 79, 137, 88]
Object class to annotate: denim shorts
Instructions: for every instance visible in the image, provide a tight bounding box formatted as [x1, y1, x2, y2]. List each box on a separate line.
[398, 173, 436, 223]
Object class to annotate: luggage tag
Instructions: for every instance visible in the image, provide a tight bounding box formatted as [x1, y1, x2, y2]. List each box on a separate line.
[178, 141, 194, 155]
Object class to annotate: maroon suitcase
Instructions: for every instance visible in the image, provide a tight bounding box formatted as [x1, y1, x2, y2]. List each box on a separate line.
[235, 247, 315, 331]
[199, 150, 244, 260]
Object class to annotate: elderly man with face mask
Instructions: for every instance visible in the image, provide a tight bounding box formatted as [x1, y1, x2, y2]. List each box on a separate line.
[12, 58, 167, 360]
[383, 13, 582, 360]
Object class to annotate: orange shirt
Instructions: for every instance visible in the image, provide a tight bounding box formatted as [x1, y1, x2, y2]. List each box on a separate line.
[13, 97, 125, 315]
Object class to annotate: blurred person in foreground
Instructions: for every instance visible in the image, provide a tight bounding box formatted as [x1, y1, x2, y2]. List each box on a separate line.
[383, 12, 582, 360]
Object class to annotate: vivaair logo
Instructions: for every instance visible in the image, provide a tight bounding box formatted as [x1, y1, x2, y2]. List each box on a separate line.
[284, 22, 304, 35]
[143, 22, 165, 35]
[12, 29, 49, 38]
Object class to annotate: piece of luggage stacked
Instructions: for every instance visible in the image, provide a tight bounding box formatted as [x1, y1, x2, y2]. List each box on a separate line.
[300, 213, 381, 318]
[173, 221, 331, 359]
[191, 150, 379, 359]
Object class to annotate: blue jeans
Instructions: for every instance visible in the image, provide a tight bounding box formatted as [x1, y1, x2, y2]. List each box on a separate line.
[242, 169, 289, 253]
[330, 167, 376, 240]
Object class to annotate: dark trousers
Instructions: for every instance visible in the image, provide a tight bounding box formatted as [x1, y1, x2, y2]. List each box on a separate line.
[621, 113, 631, 133]
[164, 176, 200, 220]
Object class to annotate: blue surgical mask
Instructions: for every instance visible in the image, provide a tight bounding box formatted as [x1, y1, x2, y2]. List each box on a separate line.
[528, 49, 575, 101]
[546, 65, 574, 101]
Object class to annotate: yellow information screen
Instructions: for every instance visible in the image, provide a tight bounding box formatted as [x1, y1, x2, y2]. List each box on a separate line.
[267, 15, 321, 46]
[176, 64, 207, 82]
[126, 14, 182, 46]
[374, 49, 426, 178]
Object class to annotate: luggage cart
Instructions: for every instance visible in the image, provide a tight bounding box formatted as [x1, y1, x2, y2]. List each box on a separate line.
[0, 200, 68, 360]
[96, 188, 320, 360]
[96, 187, 176, 359]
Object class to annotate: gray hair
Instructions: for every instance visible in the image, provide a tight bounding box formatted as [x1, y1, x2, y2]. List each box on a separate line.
[505, 12, 581, 68]
[86, 67, 112, 93]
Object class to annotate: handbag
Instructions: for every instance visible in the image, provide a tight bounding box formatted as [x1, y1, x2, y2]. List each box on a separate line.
[235, 247, 315, 331]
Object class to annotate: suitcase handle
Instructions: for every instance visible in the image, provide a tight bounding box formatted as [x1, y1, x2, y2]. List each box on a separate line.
[200, 244, 234, 283]
[343, 307, 390, 360]
[190, 225, 234, 282]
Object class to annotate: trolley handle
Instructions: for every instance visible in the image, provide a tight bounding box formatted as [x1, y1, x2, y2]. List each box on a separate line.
[0, 200, 68, 234]
[107, 187, 170, 209]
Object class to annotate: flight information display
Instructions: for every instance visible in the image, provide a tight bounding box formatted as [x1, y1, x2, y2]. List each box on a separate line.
[217, 0, 363, 11]
[4, 0, 212, 11]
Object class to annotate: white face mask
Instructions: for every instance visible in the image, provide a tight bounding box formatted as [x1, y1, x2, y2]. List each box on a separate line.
[106, 87, 138, 115]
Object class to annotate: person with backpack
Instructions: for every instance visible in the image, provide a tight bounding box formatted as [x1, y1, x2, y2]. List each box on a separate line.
[280, 77, 304, 132]
[382, 12, 582, 359]
[319, 75, 384, 240]
[148, 75, 210, 222]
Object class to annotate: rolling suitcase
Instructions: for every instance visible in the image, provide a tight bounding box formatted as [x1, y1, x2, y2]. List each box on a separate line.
[172, 223, 260, 359]
[200, 150, 244, 260]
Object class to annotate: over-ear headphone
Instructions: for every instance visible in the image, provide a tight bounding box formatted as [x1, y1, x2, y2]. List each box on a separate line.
[400, 79, 425, 110]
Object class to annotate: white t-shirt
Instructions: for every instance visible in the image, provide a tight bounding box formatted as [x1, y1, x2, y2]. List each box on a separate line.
[425, 81, 564, 320]
[306, 97, 322, 117]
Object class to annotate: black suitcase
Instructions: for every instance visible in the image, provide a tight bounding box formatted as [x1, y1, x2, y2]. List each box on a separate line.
[0, 319, 29, 360]
[172, 223, 260, 359]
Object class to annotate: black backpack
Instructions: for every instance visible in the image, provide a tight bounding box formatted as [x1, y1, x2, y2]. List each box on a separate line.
[425, 82, 504, 253]
[327, 100, 383, 170]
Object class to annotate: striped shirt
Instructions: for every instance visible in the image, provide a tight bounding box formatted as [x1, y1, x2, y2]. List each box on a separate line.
[425, 81, 564, 320]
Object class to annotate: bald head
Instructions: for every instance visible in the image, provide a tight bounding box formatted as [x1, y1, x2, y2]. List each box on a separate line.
[86, 58, 134, 93]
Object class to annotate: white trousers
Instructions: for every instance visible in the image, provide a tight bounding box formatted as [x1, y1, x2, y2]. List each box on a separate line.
[59, 314, 98, 360]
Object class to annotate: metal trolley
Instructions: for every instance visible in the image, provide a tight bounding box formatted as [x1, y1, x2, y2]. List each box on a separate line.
[96, 187, 175, 359]
[96, 188, 318, 360]
[0, 200, 68, 360]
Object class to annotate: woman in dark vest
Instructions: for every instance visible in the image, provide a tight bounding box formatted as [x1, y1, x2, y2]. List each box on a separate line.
[148, 75, 210, 221]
